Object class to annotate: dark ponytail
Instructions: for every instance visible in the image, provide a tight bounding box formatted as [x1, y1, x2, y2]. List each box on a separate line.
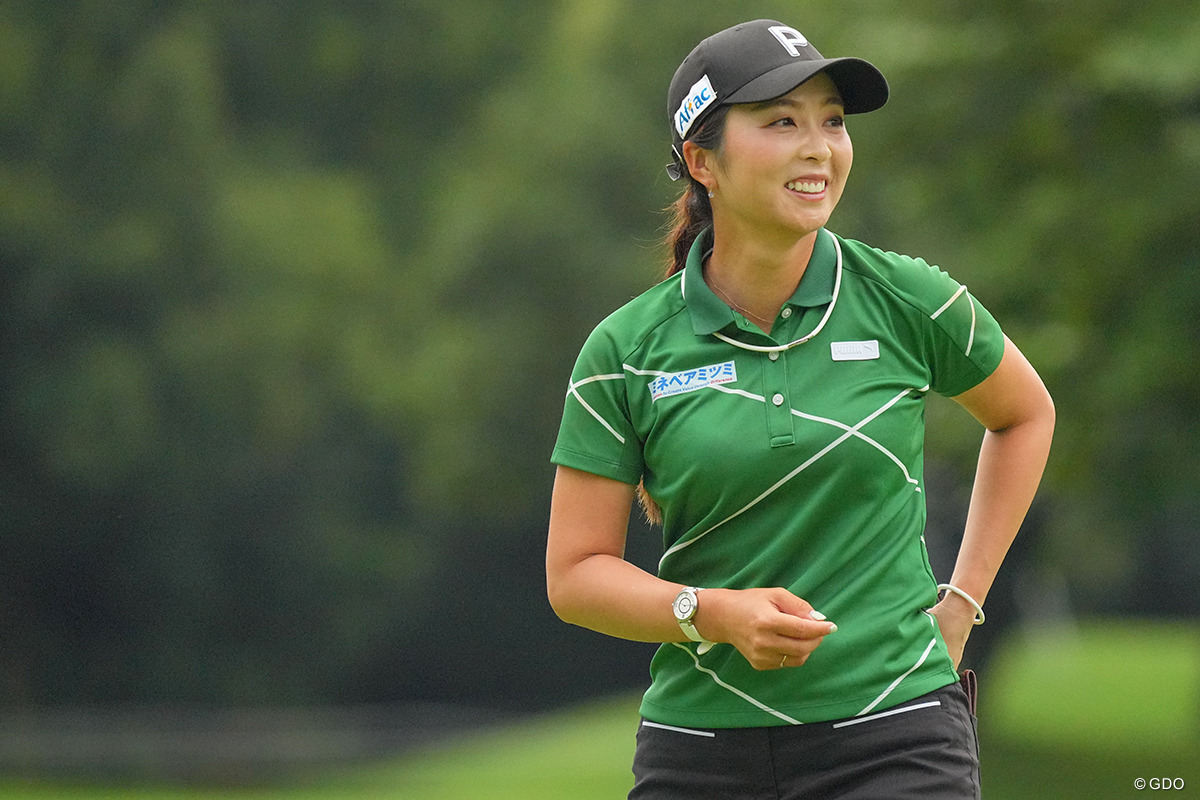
[639, 107, 732, 526]
[664, 182, 712, 279]
[662, 105, 730, 279]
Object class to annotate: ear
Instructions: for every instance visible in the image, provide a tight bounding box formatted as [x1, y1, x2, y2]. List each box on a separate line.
[682, 140, 717, 192]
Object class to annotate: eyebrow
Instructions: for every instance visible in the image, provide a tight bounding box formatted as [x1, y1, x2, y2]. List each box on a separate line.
[748, 94, 845, 112]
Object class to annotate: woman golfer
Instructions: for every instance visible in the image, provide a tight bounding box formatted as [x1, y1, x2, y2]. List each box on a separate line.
[547, 18, 1054, 799]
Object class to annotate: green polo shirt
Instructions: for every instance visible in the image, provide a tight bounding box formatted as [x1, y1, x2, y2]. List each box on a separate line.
[551, 227, 1005, 727]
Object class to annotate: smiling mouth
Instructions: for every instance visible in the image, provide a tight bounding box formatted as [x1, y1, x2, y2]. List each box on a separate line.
[786, 179, 827, 194]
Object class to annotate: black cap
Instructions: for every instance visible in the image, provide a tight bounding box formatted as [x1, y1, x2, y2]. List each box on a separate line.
[667, 20, 889, 179]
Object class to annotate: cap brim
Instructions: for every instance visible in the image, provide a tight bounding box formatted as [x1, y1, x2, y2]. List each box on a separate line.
[725, 57, 888, 114]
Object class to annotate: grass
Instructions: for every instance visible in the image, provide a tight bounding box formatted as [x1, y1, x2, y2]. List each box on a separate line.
[308, 698, 643, 799]
[984, 620, 1200, 756]
[1, 618, 1196, 799]
[0, 698, 644, 800]
[980, 619, 1199, 800]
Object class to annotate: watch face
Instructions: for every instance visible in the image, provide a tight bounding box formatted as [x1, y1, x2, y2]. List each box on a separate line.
[673, 592, 696, 620]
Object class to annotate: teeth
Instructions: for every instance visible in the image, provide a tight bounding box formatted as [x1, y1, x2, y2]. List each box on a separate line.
[787, 180, 826, 193]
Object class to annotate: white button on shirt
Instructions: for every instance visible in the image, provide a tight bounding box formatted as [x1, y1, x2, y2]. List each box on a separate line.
[772, 393, 785, 406]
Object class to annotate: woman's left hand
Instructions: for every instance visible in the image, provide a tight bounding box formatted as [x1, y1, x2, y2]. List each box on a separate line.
[929, 596, 978, 671]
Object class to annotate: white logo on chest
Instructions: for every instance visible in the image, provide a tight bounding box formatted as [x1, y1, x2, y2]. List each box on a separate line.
[831, 340, 880, 361]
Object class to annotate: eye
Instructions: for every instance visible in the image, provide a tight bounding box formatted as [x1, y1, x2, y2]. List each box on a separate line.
[826, 114, 846, 128]
[769, 116, 797, 128]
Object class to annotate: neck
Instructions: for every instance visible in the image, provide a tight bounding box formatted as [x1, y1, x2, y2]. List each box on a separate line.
[704, 229, 820, 334]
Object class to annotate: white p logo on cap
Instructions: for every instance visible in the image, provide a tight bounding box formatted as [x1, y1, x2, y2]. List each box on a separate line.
[768, 25, 809, 57]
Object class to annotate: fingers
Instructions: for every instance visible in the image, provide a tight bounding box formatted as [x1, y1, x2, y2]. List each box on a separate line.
[768, 586, 816, 617]
[767, 588, 837, 639]
[700, 587, 839, 671]
[749, 591, 838, 671]
[929, 599, 972, 672]
[746, 632, 824, 672]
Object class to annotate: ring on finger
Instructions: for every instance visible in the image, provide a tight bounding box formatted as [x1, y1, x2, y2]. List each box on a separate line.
[780, 654, 788, 668]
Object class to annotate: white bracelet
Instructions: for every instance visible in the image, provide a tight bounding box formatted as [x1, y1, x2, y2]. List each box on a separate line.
[937, 583, 985, 625]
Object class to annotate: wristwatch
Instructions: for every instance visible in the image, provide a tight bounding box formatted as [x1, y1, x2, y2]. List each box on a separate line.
[673, 587, 714, 654]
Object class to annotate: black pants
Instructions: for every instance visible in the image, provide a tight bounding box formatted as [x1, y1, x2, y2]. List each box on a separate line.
[629, 680, 980, 800]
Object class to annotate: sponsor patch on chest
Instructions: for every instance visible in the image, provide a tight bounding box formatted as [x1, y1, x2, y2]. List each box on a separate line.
[649, 361, 737, 401]
[830, 340, 881, 361]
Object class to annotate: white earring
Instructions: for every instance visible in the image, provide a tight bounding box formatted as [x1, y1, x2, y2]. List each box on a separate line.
[707, 189, 715, 199]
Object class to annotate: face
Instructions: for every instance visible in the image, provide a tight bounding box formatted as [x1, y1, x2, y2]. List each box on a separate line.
[686, 73, 852, 244]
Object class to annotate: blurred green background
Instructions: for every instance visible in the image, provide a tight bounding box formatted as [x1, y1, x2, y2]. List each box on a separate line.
[1, 0, 1197, 796]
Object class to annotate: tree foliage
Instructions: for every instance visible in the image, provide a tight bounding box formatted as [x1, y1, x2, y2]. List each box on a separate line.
[1, 0, 1197, 708]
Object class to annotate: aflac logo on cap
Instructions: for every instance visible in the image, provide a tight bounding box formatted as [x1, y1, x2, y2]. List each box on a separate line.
[675, 74, 717, 139]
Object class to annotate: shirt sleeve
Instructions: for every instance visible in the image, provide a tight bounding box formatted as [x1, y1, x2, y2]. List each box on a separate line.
[916, 262, 1006, 397]
[549, 323, 645, 485]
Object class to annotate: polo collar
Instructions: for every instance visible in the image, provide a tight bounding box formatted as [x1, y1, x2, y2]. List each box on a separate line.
[683, 227, 839, 336]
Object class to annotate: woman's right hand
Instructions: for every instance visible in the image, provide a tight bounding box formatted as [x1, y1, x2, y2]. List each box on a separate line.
[693, 587, 837, 671]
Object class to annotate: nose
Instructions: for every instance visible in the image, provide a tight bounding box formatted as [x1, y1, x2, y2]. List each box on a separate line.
[796, 120, 832, 162]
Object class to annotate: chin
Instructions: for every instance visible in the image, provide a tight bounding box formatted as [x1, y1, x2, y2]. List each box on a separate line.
[786, 212, 833, 235]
